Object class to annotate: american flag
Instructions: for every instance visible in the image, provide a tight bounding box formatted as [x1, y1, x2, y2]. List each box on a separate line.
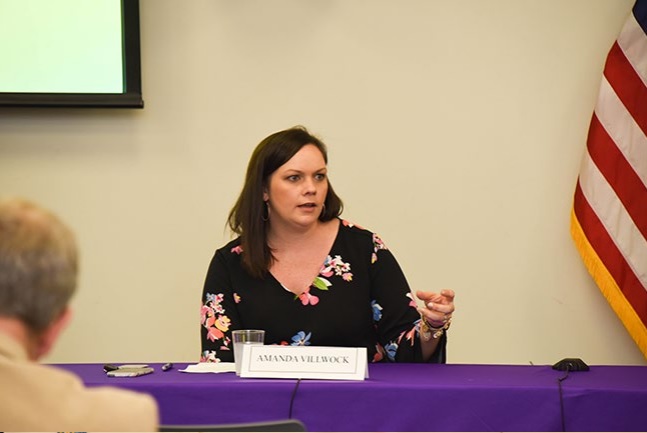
[571, 0, 647, 359]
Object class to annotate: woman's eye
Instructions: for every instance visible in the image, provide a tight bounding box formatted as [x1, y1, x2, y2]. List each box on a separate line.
[287, 175, 300, 181]
[315, 173, 327, 181]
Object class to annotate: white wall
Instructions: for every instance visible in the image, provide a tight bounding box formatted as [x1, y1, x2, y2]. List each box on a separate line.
[1, 0, 644, 365]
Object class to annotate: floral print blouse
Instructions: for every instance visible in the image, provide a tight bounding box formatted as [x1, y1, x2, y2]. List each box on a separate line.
[200, 219, 446, 363]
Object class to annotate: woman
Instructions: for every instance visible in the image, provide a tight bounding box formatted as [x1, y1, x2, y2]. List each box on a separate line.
[200, 126, 455, 363]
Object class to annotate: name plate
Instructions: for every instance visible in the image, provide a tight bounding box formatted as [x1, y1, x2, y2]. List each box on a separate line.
[240, 345, 368, 380]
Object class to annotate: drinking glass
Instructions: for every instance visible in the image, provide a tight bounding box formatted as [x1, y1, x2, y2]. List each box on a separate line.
[232, 329, 265, 375]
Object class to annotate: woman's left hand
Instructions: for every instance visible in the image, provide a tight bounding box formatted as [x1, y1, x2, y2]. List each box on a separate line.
[416, 288, 455, 328]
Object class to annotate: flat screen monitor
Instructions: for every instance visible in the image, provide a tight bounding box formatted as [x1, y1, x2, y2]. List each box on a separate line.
[0, 0, 143, 108]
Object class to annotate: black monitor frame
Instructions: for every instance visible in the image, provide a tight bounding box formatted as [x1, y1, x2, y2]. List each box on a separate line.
[0, 0, 143, 109]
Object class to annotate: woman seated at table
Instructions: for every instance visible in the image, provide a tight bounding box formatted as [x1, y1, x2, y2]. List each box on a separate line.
[200, 126, 455, 363]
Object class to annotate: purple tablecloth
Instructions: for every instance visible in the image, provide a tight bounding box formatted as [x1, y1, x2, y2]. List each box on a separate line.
[54, 363, 647, 431]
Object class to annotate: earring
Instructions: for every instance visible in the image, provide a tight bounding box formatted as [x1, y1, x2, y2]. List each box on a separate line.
[320, 203, 326, 218]
[262, 201, 269, 222]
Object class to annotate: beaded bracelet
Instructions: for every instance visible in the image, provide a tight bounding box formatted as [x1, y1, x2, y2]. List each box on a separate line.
[420, 314, 451, 341]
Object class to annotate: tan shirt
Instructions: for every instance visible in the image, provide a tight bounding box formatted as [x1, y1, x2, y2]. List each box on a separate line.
[0, 333, 159, 432]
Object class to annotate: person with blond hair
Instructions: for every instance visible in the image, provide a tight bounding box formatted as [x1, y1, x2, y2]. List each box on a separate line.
[0, 197, 158, 431]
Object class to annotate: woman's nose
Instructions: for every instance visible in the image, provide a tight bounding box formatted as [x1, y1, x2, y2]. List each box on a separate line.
[303, 177, 317, 194]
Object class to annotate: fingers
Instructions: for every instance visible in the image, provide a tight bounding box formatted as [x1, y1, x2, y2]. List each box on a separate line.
[415, 289, 455, 303]
[440, 288, 455, 300]
[416, 288, 455, 327]
[418, 305, 452, 328]
[418, 300, 453, 318]
[417, 307, 445, 325]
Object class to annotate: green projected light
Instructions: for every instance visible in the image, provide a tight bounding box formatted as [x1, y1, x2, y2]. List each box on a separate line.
[0, 0, 142, 108]
[0, 0, 123, 94]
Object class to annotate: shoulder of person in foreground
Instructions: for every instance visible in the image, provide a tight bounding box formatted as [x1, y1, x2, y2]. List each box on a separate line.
[1, 357, 158, 432]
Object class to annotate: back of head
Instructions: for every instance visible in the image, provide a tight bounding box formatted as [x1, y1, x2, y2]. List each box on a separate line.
[0, 198, 78, 333]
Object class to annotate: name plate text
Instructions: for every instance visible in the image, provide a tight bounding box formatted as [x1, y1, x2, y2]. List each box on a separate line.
[240, 345, 368, 380]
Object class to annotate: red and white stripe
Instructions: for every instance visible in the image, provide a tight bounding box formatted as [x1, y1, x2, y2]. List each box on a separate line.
[572, 2, 647, 359]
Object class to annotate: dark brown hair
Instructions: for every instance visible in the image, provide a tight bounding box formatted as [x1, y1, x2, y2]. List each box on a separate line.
[228, 126, 343, 278]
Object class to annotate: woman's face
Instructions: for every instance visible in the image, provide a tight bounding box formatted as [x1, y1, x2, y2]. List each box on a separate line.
[264, 144, 329, 231]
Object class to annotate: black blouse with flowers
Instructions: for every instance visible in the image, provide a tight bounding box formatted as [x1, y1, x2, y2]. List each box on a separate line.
[200, 219, 446, 363]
